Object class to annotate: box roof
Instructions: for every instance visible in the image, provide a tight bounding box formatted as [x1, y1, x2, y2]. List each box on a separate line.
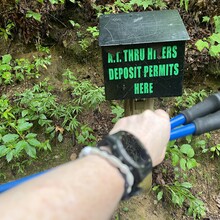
[99, 10, 190, 46]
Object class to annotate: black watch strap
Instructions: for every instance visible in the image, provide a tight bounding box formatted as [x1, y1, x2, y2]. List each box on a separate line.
[97, 131, 152, 199]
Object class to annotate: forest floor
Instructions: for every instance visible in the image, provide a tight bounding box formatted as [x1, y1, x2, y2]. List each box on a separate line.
[0, 40, 219, 219]
[0, 2, 220, 219]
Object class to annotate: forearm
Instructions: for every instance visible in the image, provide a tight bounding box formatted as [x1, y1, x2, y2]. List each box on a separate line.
[0, 155, 124, 220]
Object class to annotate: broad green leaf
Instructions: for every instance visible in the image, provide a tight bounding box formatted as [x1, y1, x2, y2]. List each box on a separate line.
[187, 158, 197, 169]
[77, 134, 84, 143]
[22, 109, 29, 117]
[58, 133, 63, 142]
[142, 2, 151, 9]
[152, 185, 159, 191]
[46, 126, 54, 133]
[0, 145, 10, 157]
[186, 135, 192, 143]
[202, 16, 210, 23]
[209, 45, 220, 57]
[26, 133, 37, 139]
[181, 182, 192, 189]
[157, 190, 163, 201]
[2, 71, 12, 80]
[214, 16, 220, 33]
[209, 33, 220, 43]
[39, 114, 47, 119]
[17, 122, 33, 132]
[24, 144, 36, 158]
[180, 158, 186, 171]
[171, 153, 179, 166]
[49, 0, 64, 4]
[196, 140, 206, 146]
[180, 144, 194, 158]
[195, 40, 209, 52]
[15, 140, 28, 154]
[69, 20, 80, 28]
[2, 54, 12, 64]
[42, 140, 51, 151]
[2, 134, 19, 144]
[202, 149, 208, 153]
[171, 192, 181, 206]
[6, 150, 14, 162]
[27, 138, 41, 147]
[0, 64, 12, 71]
[210, 146, 216, 152]
[26, 11, 42, 22]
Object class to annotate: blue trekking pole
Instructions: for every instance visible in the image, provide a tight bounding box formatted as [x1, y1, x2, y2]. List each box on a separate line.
[1, 92, 220, 193]
[170, 92, 220, 140]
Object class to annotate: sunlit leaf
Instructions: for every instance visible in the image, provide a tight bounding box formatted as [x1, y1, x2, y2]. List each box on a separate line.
[2, 54, 12, 64]
[157, 190, 163, 201]
[26, 133, 37, 139]
[214, 16, 220, 33]
[187, 158, 197, 169]
[6, 150, 14, 162]
[181, 182, 192, 189]
[195, 40, 209, 52]
[180, 158, 186, 171]
[0, 145, 10, 157]
[2, 134, 19, 144]
[17, 122, 33, 132]
[171, 153, 179, 166]
[24, 144, 36, 158]
[58, 133, 63, 142]
[209, 33, 220, 43]
[15, 140, 28, 154]
[27, 138, 41, 147]
[26, 11, 42, 22]
[209, 45, 220, 57]
[202, 16, 210, 23]
[180, 144, 194, 158]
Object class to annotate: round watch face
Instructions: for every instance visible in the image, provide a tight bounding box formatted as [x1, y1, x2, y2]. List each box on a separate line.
[120, 131, 148, 165]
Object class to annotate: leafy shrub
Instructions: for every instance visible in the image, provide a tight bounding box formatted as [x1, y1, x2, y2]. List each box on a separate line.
[153, 181, 206, 219]
[0, 1, 64, 43]
[0, 49, 51, 85]
[111, 104, 124, 123]
[63, 69, 105, 109]
[196, 16, 220, 57]
[0, 95, 50, 163]
[175, 89, 208, 111]
[153, 138, 206, 219]
[92, 0, 166, 17]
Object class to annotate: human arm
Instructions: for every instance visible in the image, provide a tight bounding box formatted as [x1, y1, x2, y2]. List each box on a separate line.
[0, 109, 170, 220]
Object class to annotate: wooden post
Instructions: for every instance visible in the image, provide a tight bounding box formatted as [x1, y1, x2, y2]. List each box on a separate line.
[124, 98, 154, 116]
[124, 98, 154, 190]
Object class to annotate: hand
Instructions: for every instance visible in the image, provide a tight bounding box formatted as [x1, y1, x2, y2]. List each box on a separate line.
[110, 109, 170, 167]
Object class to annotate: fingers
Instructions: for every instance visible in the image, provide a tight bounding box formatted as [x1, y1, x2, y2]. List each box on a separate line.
[154, 109, 170, 120]
[109, 109, 170, 167]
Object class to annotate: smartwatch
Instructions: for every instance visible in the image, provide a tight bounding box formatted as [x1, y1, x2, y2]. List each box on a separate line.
[97, 130, 152, 199]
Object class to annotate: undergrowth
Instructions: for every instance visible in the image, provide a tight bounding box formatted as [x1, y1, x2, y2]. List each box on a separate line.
[0, 49, 105, 172]
[153, 90, 220, 219]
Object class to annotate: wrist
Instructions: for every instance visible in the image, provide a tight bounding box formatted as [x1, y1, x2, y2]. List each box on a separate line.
[97, 131, 152, 199]
[79, 146, 134, 199]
